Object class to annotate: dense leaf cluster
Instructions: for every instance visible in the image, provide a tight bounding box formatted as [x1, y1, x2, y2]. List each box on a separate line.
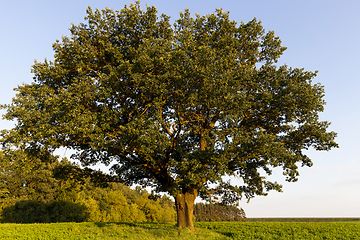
[0, 150, 176, 223]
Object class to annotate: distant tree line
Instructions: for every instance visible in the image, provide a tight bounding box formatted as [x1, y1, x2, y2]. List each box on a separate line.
[194, 203, 246, 222]
[0, 149, 245, 223]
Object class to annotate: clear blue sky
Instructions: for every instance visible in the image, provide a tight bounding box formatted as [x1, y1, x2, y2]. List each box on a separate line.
[1, 0, 359, 217]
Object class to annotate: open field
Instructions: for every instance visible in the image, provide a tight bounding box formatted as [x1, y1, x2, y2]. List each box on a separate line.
[197, 222, 360, 239]
[1, 221, 360, 239]
[246, 218, 360, 222]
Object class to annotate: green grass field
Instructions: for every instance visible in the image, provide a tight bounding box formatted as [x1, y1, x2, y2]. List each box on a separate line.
[1, 221, 359, 239]
[246, 217, 360, 222]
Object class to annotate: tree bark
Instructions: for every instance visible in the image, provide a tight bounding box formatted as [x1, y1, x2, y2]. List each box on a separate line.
[175, 189, 198, 228]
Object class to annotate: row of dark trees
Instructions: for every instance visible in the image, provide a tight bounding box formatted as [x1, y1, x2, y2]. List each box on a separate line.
[0, 149, 245, 223]
[194, 203, 246, 222]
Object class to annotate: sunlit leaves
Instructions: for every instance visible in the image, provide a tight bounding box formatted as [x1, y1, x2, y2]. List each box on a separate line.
[1, 1, 337, 206]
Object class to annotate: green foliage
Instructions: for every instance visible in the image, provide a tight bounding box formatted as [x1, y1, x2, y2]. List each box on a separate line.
[194, 203, 246, 222]
[0, 150, 176, 223]
[1, 1, 338, 226]
[0, 149, 60, 216]
[1, 200, 89, 223]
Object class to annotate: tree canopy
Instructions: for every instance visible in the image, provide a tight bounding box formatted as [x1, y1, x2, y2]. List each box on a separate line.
[1, 2, 338, 228]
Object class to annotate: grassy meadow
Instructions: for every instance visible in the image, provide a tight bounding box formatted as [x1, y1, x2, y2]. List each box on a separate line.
[1, 220, 359, 239]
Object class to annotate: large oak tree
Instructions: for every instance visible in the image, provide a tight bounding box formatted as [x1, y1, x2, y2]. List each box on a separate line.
[1, 2, 338, 228]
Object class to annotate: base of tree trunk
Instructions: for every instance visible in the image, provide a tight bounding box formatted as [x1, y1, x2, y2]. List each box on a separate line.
[175, 189, 198, 228]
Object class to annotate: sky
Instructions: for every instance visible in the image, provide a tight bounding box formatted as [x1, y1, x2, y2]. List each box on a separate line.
[1, 0, 359, 218]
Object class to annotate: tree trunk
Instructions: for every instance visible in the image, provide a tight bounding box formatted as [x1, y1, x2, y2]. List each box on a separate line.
[175, 189, 198, 228]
